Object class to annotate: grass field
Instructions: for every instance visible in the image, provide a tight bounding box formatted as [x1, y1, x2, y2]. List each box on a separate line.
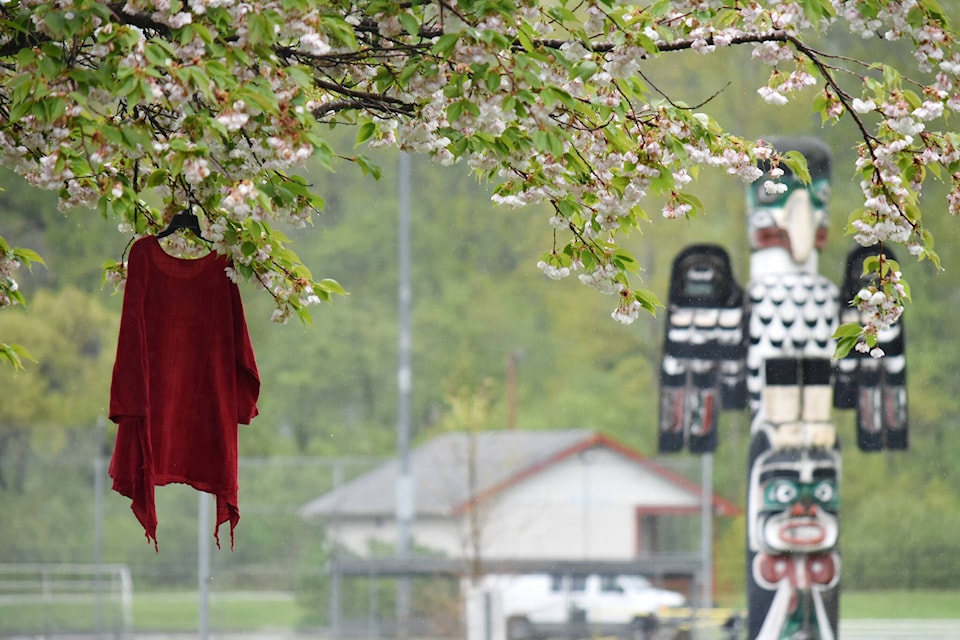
[0, 591, 305, 634]
[134, 590, 305, 631]
[3, 589, 960, 635]
[841, 590, 960, 619]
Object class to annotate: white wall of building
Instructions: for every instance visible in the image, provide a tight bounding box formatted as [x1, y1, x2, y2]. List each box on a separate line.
[326, 447, 702, 561]
[475, 448, 698, 560]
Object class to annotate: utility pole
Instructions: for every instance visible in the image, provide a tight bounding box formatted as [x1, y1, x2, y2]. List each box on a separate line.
[698, 453, 714, 640]
[396, 151, 414, 637]
[93, 416, 106, 638]
[198, 492, 211, 640]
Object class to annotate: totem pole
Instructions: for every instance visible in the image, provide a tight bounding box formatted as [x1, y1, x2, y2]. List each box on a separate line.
[658, 137, 908, 640]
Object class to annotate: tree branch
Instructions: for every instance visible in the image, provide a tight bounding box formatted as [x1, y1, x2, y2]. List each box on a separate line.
[309, 78, 415, 118]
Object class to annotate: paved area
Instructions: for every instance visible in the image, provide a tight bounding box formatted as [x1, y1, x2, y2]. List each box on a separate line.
[841, 619, 960, 639]
[7, 619, 960, 639]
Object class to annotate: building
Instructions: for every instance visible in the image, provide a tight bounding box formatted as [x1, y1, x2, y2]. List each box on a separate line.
[300, 429, 739, 569]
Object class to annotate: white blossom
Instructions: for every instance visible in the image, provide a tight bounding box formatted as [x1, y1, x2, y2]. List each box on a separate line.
[763, 180, 788, 195]
[537, 260, 570, 280]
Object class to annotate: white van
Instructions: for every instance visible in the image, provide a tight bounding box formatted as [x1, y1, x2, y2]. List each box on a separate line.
[483, 573, 686, 639]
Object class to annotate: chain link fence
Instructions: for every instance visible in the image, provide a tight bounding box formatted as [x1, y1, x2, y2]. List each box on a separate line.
[3, 448, 958, 638]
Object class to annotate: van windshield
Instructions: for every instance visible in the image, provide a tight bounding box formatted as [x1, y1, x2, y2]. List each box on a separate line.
[617, 575, 653, 591]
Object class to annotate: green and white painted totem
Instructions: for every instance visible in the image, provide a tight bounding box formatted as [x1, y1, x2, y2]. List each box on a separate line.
[658, 137, 908, 640]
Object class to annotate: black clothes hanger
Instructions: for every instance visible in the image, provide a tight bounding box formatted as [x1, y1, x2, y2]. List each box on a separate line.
[156, 211, 212, 243]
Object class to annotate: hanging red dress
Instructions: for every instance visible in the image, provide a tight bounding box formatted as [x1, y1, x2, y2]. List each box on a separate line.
[109, 235, 260, 549]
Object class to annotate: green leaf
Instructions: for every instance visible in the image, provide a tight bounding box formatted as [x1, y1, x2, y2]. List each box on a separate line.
[574, 60, 599, 81]
[144, 40, 175, 67]
[356, 121, 376, 145]
[0, 17, 29, 39]
[833, 322, 865, 339]
[432, 33, 459, 57]
[635, 31, 659, 54]
[562, 151, 590, 177]
[833, 334, 860, 360]
[484, 69, 501, 92]
[0, 342, 36, 370]
[444, 74, 465, 99]
[12, 248, 46, 267]
[798, 0, 836, 23]
[447, 100, 464, 123]
[318, 278, 347, 296]
[237, 78, 280, 112]
[899, 279, 912, 301]
[781, 150, 812, 185]
[295, 303, 314, 325]
[516, 22, 537, 53]
[812, 91, 830, 124]
[634, 288, 662, 315]
[398, 12, 420, 36]
[547, 6, 578, 23]
[918, 0, 950, 26]
[319, 14, 358, 48]
[612, 248, 641, 274]
[247, 12, 271, 46]
[43, 11, 66, 38]
[354, 155, 382, 179]
[677, 192, 704, 215]
[650, 168, 673, 195]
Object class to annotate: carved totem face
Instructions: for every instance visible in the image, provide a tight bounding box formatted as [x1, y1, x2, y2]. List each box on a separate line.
[746, 137, 833, 277]
[747, 173, 831, 271]
[749, 446, 840, 554]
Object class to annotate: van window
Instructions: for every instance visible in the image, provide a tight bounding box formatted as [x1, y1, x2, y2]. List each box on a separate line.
[599, 575, 624, 593]
[620, 575, 653, 590]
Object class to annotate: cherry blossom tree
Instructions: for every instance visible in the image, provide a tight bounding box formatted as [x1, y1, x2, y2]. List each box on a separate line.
[1, 0, 957, 366]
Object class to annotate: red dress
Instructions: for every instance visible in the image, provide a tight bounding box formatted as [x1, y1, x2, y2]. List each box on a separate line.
[109, 236, 260, 549]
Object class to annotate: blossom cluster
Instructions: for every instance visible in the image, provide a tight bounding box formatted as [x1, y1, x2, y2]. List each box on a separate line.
[0, 249, 20, 310]
[853, 268, 907, 358]
[0, 0, 959, 335]
[355, 0, 957, 323]
[1, 0, 340, 322]
[735, 0, 960, 277]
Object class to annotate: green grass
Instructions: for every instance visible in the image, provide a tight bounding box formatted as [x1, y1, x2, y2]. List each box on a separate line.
[0, 600, 127, 633]
[133, 590, 304, 631]
[4, 589, 960, 635]
[0, 591, 305, 635]
[840, 590, 960, 619]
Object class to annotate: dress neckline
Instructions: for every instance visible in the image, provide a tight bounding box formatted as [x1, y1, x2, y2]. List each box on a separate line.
[144, 235, 220, 276]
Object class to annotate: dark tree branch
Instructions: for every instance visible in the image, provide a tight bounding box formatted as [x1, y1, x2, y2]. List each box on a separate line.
[310, 77, 415, 118]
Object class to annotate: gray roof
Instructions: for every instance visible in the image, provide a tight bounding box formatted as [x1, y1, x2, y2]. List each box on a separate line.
[300, 429, 602, 519]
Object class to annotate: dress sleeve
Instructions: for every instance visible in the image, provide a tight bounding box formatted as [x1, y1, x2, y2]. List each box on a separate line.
[231, 280, 260, 424]
[109, 240, 149, 423]
[108, 239, 159, 549]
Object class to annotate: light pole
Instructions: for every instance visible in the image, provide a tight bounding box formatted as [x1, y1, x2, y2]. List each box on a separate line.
[698, 453, 713, 640]
[93, 416, 106, 638]
[198, 492, 211, 640]
[395, 150, 414, 636]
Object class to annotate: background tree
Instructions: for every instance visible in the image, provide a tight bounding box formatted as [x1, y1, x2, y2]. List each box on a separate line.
[0, 286, 117, 490]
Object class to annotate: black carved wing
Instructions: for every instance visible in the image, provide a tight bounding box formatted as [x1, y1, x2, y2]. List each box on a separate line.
[834, 245, 908, 451]
[659, 244, 746, 453]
